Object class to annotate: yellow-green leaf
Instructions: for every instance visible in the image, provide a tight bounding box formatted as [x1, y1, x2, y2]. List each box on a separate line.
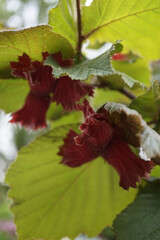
[0, 79, 29, 113]
[82, 0, 160, 59]
[49, 0, 77, 49]
[6, 125, 137, 240]
[0, 25, 74, 71]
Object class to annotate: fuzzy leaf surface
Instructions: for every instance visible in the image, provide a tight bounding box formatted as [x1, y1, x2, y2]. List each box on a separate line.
[6, 124, 137, 240]
[45, 42, 122, 80]
[46, 42, 146, 88]
[45, 41, 144, 89]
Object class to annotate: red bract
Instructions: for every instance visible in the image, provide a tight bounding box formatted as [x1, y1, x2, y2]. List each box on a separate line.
[52, 52, 73, 68]
[11, 53, 55, 96]
[28, 62, 56, 96]
[10, 92, 50, 129]
[52, 76, 94, 111]
[10, 53, 94, 128]
[10, 53, 55, 129]
[10, 53, 31, 79]
[59, 100, 153, 190]
[51, 53, 94, 110]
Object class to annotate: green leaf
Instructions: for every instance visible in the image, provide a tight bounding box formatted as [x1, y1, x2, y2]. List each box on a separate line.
[116, 72, 143, 89]
[0, 202, 12, 220]
[6, 124, 137, 240]
[102, 227, 116, 240]
[99, 71, 146, 89]
[150, 165, 160, 177]
[93, 88, 130, 110]
[112, 58, 151, 87]
[0, 25, 74, 71]
[129, 83, 160, 121]
[80, 0, 86, 6]
[113, 179, 160, 240]
[51, 111, 82, 128]
[82, 0, 160, 59]
[13, 126, 47, 151]
[0, 185, 12, 220]
[0, 79, 29, 113]
[103, 102, 160, 163]
[46, 41, 145, 89]
[45, 41, 123, 80]
[49, 0, 77, 48]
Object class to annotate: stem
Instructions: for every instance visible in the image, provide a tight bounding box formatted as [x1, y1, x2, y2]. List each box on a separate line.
[83, 29, 96, 42]
[76, 0, 82, 57]
[119, 88, 136, 100]
[92, 82, 136, 100]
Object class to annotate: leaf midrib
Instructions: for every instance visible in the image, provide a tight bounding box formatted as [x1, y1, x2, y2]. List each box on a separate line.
[12, 162, 92, 221]
[85, 6, 160, 38]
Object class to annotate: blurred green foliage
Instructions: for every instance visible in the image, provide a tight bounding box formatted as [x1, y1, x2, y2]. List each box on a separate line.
[0, 184, 16, 240]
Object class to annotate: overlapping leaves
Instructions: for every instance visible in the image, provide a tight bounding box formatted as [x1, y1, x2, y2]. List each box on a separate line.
[98, 71, 145, 90]
[2, 1, 160, 240]
[45, 41, 123, 79]
[45, 41, 145, 89]
[0, 25, 74, 72]
[112, 57, 151, 87]
[6, 124, 137, 240]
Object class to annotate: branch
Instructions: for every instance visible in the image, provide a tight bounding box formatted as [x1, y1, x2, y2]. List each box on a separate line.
[76, 0, 82, 57]
[92, 82, 136, 100]
[119, 88, 136, 100]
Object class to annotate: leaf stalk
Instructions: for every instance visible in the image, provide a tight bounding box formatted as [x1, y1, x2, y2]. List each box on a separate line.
[76, 0, 82, 57]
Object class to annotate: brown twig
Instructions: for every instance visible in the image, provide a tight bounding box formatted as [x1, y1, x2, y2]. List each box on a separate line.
[119, 88, 136, 100]
[76, 0, 82, 57]
[92, 82, 136, 100]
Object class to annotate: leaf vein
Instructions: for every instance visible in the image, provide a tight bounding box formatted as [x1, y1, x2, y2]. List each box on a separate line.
[86, 6, 160, 38]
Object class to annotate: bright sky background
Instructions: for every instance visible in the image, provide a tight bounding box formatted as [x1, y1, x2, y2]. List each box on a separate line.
[0, 112, 17, 182]
[5, 0, 93, 28]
